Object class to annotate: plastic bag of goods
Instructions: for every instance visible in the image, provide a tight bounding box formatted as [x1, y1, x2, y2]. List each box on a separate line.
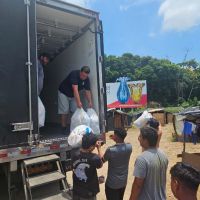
[87, 108, 100, 135]
[70, 108, 90, 132]
[133, 110, 152, 128]
[68, 125, 93, 148]
[38, 97, 45, 127]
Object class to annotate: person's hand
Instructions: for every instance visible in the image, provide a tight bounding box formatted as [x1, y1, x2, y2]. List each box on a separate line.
[88, 101, 93, 108]
[77, 101, 82, 108]
[109, 135, 114, 139]
[98, 176, 105, 184]
[96, 141, 102, 149]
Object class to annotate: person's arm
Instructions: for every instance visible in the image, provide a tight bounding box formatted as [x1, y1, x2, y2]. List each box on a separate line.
[96, 141, 104, 159]
[85, 90, 92, 108]
[93, 143, 103, 169]
[84, 79, 92, 107]
[130, 156, 147, 200]
[72, 84, 82, 108]
[129, 177, 145, 200]
[102, 148, 110, 163]
[37, 61, 44, 95]
[157, 125, 163, 147]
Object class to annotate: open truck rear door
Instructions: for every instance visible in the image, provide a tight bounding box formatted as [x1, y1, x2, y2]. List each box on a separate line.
[95, 20, 107, 133]
[0, 0, 38, 149]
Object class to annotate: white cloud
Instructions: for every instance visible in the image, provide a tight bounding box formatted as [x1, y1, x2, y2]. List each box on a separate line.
[61, 0, 94, 7]
[159, 0, 200, 31]
[148, 32, 156, 38]
[120, 0, 161, 11]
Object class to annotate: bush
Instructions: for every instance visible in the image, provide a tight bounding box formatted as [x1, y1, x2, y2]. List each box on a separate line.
[181, 97, 200, 108]
[164, 107, 184, 113]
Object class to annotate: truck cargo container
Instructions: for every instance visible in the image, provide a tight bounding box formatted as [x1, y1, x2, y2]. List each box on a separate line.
[0, 0, 106, 199]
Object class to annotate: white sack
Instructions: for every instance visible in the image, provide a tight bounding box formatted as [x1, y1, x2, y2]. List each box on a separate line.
[70, 108, 90, 132]
[134, 110, 152, 128]
[38, 97, 45, 127]
[68, 125, 93, 148]
[87, 108, 100, 135]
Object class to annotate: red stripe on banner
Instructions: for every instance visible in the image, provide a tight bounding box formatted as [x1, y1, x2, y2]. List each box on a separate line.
[107, 94, 147, 108]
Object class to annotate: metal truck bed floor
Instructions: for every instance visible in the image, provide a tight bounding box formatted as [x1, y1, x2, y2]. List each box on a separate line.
[40, 123, 69, 141]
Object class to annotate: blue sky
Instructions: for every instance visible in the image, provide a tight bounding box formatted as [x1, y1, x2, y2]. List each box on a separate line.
[65, 0, 200, 63]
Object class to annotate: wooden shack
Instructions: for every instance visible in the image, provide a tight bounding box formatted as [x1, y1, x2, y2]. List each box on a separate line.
[182, 152, 200, 171]
[166, 112, 174, 124]
[106, 109, 133, 131]
[175, 107, 200, 171]
[148, 108, 166, 126]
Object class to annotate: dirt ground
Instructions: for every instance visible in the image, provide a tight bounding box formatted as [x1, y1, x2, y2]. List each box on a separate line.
[67, 123, 200, 200]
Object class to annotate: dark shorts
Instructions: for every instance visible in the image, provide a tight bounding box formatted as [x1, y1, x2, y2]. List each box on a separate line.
[73, 192, 96, 200]
[105, 185, 126, 200]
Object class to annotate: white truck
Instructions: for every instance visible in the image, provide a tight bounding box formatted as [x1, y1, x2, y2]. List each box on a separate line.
[0, 0, 106, 199]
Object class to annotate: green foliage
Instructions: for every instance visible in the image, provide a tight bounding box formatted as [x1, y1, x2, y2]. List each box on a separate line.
[105, 53, 200, 106]
[164, 107, 184, 113]
[181, 97, 200, 108]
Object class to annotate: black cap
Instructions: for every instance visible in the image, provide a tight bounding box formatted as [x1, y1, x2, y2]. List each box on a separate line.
[82, 133, 98, 149]
[148, 118, 159, 129]
[114, 128, 127, 140]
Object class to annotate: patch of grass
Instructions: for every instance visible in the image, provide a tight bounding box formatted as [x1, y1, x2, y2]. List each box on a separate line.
[164, 107, 184, 113]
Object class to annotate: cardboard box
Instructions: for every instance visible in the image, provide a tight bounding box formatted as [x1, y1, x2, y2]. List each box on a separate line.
[152, 113, 166, 126]
[166, 113, 174, 123]
[182, 152, 200, 171]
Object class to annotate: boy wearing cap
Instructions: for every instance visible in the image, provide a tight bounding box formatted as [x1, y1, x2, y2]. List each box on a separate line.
[103, 128, 132, 200]
[72, 133, 103, 200]
[147, 118, 162, 147]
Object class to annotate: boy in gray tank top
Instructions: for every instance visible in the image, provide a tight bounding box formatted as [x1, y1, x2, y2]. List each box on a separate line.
[103, 128, 132, 200]
[129, 127, 168, 200]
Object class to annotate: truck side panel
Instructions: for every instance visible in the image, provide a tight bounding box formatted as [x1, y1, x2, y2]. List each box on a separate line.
[0, 0, 38, 149]
[94, 20, 107, 133]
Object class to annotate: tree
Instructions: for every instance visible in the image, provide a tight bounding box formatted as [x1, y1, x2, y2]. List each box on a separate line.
[104, 53, 200, 106]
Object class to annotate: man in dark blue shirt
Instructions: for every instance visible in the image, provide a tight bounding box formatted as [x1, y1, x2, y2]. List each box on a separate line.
[58, 66, 93, 131]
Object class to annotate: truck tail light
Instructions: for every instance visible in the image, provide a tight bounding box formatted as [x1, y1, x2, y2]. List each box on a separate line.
[50, 144, 59, 150]
[0, 151, 8, 158]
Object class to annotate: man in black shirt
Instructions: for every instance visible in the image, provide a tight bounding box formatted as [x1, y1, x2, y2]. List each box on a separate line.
[72, 133, 103, 200]
[58, 66, 93, 131]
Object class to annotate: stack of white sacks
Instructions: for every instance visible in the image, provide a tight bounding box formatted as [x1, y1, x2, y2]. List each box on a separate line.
[68, 108, 100, 148]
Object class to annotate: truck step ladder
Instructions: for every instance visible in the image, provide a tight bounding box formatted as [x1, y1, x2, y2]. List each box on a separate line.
[21, 154, 72, 200]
